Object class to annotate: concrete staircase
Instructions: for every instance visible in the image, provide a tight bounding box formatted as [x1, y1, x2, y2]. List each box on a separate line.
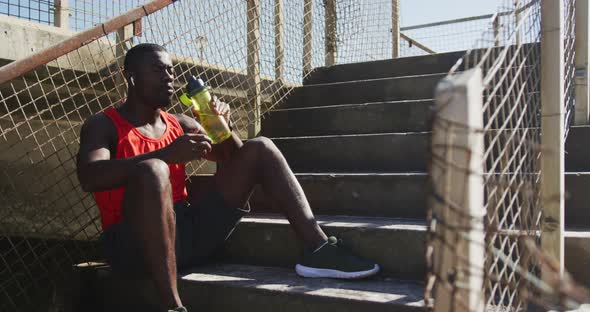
[175, 52, 466, 311]
[78, 50, 590, 311]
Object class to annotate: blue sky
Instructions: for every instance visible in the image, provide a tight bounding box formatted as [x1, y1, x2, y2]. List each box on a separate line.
[400, 0, 506, 26]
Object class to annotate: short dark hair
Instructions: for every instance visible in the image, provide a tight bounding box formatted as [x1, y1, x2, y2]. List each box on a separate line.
[123, 43, 167, 71]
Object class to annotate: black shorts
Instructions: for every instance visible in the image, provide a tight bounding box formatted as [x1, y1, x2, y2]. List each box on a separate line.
[100, 190, 250, 275]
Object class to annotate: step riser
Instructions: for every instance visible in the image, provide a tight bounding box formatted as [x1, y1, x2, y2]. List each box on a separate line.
[564, 174, 590, 228]
[262, 101, 433, 137]
[221, 220, 588, 287]
[565, 234, 590, 288]
[274, 134, 429, 173]
[566, 126, 590, 171]
[273, 130, 580, 174]
[283, 75, 443, 109]
[304, 52, 464, 85]
[224, 218, 427, 280]
[250, 174, 428, 219]
[191, 173, 590, 227]
[180, 280, 426, 312]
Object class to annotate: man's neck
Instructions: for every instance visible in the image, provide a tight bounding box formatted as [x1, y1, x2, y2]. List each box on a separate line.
[119, 92, 161, 126]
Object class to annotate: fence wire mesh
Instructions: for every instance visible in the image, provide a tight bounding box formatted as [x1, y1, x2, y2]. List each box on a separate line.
[0, 0, 54, 25]
[426, 0, 590, 311]
[68, 1, 144, 31]
[565, 0, 577, 135]
[400, 15, 492, 57]
[0, 1, 144, 31]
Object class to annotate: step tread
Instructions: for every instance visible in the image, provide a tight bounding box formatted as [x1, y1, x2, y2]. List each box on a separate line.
[242, 214, 427, 231]
[180, 263, 426, 307]
[270, 131, 429, 140]
[565, 229, 590, 238]
[194, 172, 428, 177]
[304, 51, 463, 84]
[299, 72, 447, 88]
[268, 99, 434, 112]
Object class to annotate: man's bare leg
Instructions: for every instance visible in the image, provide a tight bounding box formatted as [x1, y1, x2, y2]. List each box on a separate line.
[122, 159, 182, 310]
[214, 137, 327, 249]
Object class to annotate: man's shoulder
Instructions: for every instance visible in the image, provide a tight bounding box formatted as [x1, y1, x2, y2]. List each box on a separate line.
[171, 113, 199, 132]
[81, 111, 116, 138]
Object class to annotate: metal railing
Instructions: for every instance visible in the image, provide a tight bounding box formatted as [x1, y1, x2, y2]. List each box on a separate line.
[426, 0, 590, 311]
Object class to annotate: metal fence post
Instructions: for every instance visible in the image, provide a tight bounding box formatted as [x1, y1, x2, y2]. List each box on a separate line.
[540, 0, 565, 276]
[493, 14, 501, 46]
[575, 0, 590, 125]
[275, 0, 284, 81]
[431, 68, 485, 312]
[115, 24, 134, 97]
[303, 0, 313, 76]
[515, 0, 521, 45]
[392, 0, 400, 58]
[325, 0, 337, 66]
[54, 0, 70, 29]
[247, 0, 262, 138]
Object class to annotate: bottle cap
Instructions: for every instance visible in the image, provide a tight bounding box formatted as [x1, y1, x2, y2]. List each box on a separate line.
[186, 75, 208, 97]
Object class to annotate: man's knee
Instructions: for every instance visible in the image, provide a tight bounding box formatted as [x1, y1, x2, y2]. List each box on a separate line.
[245, 136, 278, 155]
[132, 159, 170, 190]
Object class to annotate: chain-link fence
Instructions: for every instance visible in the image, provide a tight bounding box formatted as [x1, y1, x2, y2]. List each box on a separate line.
[0, 0, 54, 25]
[0, 1, 153, 31]
[398, 3, 539, 58]
[426, 0, 590, 311]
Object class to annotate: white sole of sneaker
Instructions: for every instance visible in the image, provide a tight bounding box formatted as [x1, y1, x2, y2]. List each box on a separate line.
[294, 264, 380, 279]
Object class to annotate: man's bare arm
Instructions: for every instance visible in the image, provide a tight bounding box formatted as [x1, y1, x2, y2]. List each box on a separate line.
[174, 113, 243, 163]
[76, 114, 211, 192]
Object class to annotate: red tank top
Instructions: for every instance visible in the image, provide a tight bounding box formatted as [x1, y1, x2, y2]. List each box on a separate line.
[94, 108, 188, 230]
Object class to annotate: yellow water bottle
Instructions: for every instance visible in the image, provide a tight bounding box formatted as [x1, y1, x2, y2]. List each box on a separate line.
[179, 76, 232, 144]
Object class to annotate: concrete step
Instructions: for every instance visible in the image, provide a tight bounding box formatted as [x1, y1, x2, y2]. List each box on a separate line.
[190, 171, 589, 227]
[565, 230, 590, 288]
[304, 51, 464, 85]
[74, 262, 426, 312]
[180, 264, 426, 312]
[269, 126, 590, 177]
[224, 214, 427, 280]
[566, 125, 590, 171]
[282, 74, 444, 109]
[262, 100, 433, 137]
[222, 214, 590, 288]
[247, 173, 428, 220]
[273, 133, 428, 173]
[565, 173, 590, 228]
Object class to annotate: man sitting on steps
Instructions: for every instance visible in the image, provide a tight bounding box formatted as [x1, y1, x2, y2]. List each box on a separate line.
[76, 43, 379, 312]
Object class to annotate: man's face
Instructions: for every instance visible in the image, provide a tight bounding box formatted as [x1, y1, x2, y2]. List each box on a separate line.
[130, 51, 175, 108]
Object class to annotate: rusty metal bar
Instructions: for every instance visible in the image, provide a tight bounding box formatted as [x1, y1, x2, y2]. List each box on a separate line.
[400, 33, 436, 54]
[0, 0, 175, 85]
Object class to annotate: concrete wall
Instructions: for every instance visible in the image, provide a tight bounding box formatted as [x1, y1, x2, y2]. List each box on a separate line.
[0, 15, 74, 64]
[0, 14, 116, 72]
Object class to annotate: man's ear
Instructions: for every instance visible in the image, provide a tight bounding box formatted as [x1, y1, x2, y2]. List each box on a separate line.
[122, 69, 134, 86]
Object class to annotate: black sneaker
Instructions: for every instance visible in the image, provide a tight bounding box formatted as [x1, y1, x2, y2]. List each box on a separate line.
[295, 236, 380, 279]
[169, 307, 188, 312]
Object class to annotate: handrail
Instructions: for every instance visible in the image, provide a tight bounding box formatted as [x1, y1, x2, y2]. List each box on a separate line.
[400, 1, 536, 32]
[400, 13, 502, 31]
[0, 0, 175, 85]
[400, 32, 436, 54]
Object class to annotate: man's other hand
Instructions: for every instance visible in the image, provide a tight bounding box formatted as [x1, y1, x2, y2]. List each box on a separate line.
[161, 133, 212, 164]
[211, 96, 231, 124]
